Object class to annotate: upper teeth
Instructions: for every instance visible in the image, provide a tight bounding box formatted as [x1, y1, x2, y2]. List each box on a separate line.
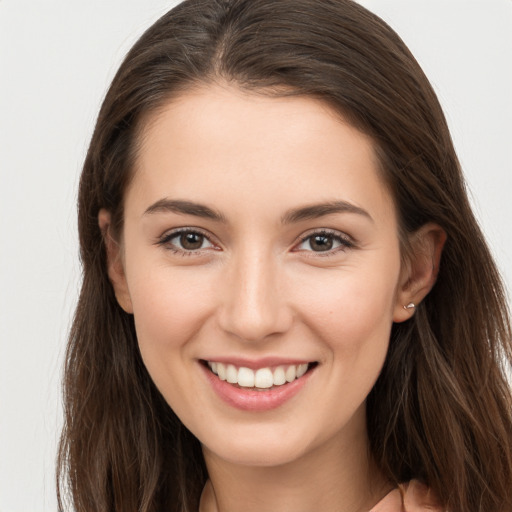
[208, 361, 309, 388]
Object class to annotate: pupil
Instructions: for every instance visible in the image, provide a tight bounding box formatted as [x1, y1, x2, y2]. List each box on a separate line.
[180, 232, 203, 250]
[310, 235, 333, 251]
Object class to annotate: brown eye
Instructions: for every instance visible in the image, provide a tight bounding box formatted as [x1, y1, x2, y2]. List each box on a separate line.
[295, 230, 353, 254]
[309, 234, 334, 251]
[158, 229, 215, 253]
[180, 232, 205, 250]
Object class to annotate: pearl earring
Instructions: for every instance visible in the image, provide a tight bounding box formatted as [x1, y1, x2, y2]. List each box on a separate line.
[403, 303, 415, 310]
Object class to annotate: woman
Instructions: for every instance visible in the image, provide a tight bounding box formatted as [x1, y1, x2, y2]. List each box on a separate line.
[57, 1, 512, 511]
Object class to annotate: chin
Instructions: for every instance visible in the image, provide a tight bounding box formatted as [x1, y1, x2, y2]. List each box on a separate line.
[199, 425, 311, 468]
[206, 443, 305, 468]
[199, 419, 341, 470]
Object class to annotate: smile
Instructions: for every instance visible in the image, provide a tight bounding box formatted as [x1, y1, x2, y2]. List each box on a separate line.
[205, 361, 314, 390]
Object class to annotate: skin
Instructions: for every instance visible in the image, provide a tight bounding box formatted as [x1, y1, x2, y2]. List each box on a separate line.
[100, 83, 444, 512]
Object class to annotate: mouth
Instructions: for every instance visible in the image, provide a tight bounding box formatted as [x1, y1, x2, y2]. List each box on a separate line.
[202, 360, 318, 391]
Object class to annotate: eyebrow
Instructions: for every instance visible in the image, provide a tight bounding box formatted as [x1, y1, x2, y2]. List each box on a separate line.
[143, 199, 227, 222]
[143, 198, 373, 224]
[281, 200, 373, 224]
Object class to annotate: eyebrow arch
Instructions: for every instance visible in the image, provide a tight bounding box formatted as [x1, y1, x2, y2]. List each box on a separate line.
[143, 199, 227, 223]
[281, 200, 373, 224]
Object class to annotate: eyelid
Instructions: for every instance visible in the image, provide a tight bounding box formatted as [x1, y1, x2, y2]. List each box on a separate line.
[292, 228, 355, 254]
[155, 226, 221, 253]
[155, 226, 355, 256]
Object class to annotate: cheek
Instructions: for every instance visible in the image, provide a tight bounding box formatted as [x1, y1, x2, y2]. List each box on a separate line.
[300, 262, 398, 331]
[293, 251, 400, 371]
[125, 265, 214, 386]
[301, 272, 397, 425]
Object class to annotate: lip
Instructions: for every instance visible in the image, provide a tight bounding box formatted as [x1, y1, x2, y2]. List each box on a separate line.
[202, 356, 312, 371]
[200, 359, 315, 411]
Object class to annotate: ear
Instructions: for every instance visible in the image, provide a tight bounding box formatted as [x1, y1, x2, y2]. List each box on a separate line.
[98, 209, 133, 314]
[393, 223, 446, 323]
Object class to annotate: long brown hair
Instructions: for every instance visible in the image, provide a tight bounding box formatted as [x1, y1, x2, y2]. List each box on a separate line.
[57, 1, 512, 511]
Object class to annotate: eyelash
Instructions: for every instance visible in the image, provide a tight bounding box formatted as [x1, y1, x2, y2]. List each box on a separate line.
[156, 228, 217, 256]
[294, 229, 355, 256]
[156, 228, 355, 257]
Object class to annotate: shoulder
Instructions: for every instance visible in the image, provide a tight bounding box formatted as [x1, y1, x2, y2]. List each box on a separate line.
[371, 480, 444, 512]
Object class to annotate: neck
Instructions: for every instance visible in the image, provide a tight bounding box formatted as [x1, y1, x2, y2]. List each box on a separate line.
[199, 412, 391, 512]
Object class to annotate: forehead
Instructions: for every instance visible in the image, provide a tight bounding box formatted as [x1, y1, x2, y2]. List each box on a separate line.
[127, 84, 395, 225]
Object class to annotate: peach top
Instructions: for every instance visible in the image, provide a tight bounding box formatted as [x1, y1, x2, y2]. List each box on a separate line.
[371, 480, 444, 512]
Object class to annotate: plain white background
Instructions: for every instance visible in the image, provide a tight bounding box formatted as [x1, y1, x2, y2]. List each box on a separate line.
[0, 1, 510, 510]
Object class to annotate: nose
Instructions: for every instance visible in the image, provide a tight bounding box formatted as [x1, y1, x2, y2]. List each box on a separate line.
[216, 250, 293, 343]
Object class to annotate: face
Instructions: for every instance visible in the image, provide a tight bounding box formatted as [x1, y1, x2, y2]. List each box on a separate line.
[111, 84, 410, 468]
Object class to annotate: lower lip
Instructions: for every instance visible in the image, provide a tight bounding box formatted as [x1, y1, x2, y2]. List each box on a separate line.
[201, 363, 314, 411]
